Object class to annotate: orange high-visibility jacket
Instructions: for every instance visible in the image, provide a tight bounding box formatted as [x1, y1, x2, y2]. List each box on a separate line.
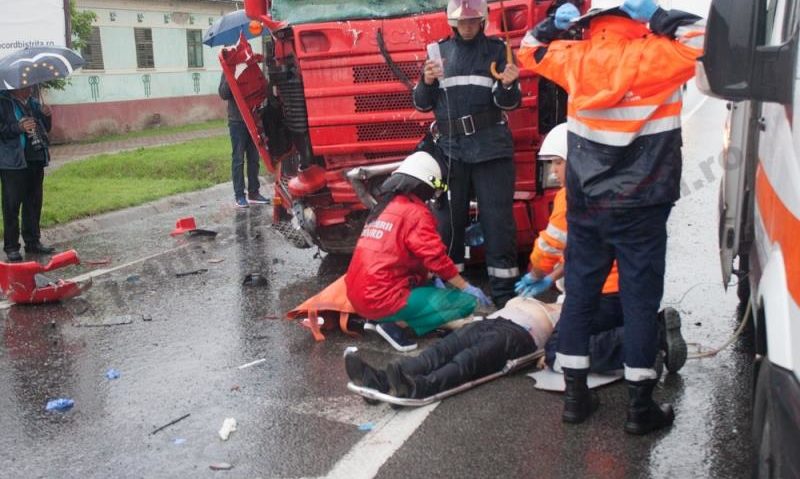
[530, 188, 619, 294]
[519, 15, 703, 147]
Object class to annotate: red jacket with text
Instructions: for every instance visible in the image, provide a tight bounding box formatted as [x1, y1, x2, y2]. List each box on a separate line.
[345, 194, 459, 319]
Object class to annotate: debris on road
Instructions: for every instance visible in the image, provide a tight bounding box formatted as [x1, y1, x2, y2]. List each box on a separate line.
[209, 462, 233, 471]
[242, 273, 267, 287]
[45, 398, 74, 412]
[150, 413, 191, 435]
[230, 385, 240, 392]
[358, 422, 374, 431]
[175, 268, 208, 278]
[237, 358, 266, 370]
[208, 258, 225, 264]
[218, 418, 237, 441]
[0, 250, 86, 304]
[105, 368, 121, 380]
[75, 314, 137, 327]
[170, 216, 218, 238]
[126, 274, 141, 284]
[85, 257, 112, 266]
[173, 438, 187, 445]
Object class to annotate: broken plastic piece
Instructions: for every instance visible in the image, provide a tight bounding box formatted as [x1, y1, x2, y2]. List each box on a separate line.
[46, 398, 74, 412]
[209, 463, 233, 471]
[185, 229, 218, 238]
[288, 164, 327, 197]
[175, 269, 208, 278]
[237, 358, 266, 370]
[150, 413, 191, 435]
[173, 438, 187, 445]
[218, 418, 237, 441]
[358, 422, 374, 431]
[106, 368, 120, 380]
[0, 250, 88, 304]
[170, 217, 198, 237]
[242, 273, 267, 287]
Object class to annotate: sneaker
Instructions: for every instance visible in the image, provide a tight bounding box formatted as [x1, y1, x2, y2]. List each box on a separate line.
[6, 250, 22, 263]
[235, 197, 249, 208]
[247, 192, 270, 204]
[658, 307, 687, 373]
[372, 323, 417, 352]
[344, 349, 390, 393]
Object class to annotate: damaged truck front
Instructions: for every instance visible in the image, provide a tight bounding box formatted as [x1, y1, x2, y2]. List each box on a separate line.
[234, 0, 581, 254]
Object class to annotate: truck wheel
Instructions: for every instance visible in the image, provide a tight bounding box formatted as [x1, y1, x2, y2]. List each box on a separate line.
[751, 362, 774, 478]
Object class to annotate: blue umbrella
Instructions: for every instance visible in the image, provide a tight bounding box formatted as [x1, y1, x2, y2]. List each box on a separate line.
[204, 10, 263, 47]
[0, 46, 85, 90]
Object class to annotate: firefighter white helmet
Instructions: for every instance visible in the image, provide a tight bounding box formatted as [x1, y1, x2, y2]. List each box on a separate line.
[538, 123, 569, 160]
[393, 151, 443, 190]
[447, 0, 488, 27]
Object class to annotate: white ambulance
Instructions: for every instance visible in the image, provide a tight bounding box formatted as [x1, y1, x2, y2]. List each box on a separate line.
[698, 0, 800, 476]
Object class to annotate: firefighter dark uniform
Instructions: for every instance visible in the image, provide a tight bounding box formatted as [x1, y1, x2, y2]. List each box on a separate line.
[413, 31, 522, 307]
[519, 3, 703, 432]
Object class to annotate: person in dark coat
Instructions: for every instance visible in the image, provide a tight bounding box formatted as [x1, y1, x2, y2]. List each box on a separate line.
[0, 86, 56, 262]
[413, 0, 521, 307]
[218, 74, 270, 208]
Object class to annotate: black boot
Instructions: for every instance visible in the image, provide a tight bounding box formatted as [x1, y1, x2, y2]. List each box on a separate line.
[385, 362, 417, 398]
[624, 379, 675, 435]
[562, 368, 599, 424]
[658, 308, 687, 373]
[344, 350, 390, 393]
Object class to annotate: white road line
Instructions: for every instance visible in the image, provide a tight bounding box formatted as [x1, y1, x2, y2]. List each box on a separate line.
[682, 95, 710, 124]
[323, 403, 439, 479]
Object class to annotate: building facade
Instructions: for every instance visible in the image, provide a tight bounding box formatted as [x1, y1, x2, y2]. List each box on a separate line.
[46, 0, 259, 142]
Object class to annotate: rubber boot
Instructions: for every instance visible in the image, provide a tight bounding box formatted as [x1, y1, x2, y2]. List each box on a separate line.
[624, 379, 675, 435]
[658, 307, 688, 373]
[562, 368, 599, 424]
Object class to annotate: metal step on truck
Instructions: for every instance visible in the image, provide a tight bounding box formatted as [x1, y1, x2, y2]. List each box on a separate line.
[223, 0, 587, 255]
[698, 0, 800, 476]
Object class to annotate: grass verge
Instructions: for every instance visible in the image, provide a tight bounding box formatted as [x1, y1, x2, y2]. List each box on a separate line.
[70, 119, 226, 145]
[34, 136, 232, 231]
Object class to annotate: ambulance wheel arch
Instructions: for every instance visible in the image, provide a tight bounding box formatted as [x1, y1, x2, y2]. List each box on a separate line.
[756, 247, 797, 372]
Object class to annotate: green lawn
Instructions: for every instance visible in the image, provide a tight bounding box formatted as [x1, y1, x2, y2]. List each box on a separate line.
[38, 136, 234, 229]
[71, 119, 227, 145]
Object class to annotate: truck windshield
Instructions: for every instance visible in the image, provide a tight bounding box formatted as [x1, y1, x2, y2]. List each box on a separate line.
[270, 0, 448, 24]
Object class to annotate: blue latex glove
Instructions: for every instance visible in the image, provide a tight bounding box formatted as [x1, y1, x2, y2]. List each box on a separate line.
[554, 3, 581, 30]
[518, 276, 554, 298]
[433, 277, 446, 289]
[514, 272, 538, 295]
[620, 0, 658, 22]
[462, 283, 492, 307]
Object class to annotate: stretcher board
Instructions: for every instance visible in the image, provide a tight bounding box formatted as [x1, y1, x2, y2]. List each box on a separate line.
[528, 368, 623, 392]
[347, 351, 543, 407]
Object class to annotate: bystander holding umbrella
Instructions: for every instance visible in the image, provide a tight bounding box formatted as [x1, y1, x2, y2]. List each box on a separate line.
[204, 10, 262, 47]
[0, 46, 85, 90]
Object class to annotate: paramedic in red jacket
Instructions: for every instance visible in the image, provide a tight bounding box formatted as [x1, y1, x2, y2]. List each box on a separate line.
[345, 152, 492, 340]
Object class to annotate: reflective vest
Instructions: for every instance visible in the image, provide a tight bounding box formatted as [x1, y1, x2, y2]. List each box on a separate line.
[530, 188, 619, 294]
[519, 15, 703, 147]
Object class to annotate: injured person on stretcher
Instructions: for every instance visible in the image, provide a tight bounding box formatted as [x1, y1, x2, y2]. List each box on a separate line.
[345, 295, 686, 400]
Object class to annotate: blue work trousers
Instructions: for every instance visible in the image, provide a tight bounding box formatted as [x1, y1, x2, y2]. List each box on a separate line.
[228, 121, 260, 198]
[557, 204, 671, 373]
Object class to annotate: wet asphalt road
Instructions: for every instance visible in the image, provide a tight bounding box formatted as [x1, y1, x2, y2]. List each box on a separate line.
[0, 91, 751, 478]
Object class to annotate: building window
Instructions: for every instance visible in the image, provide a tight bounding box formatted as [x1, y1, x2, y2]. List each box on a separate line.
[134, 28, 155, 69]
[186, 29, 204, 68]
[81, 27, 104, 70]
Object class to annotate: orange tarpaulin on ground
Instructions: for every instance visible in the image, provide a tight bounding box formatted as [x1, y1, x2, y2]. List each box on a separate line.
[286, 274, 359, 341]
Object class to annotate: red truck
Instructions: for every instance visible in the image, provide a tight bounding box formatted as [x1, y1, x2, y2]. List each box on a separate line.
[227, 0, 585, 254]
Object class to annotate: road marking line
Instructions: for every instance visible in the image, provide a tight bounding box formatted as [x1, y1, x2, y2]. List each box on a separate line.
[682, 95, 710, 124]
[323, 403, 439, 479]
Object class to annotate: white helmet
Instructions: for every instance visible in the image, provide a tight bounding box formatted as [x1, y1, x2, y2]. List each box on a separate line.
[447, 0, 488, 27]
[394, 151, 443, 189]
[538, 123, 569, 161]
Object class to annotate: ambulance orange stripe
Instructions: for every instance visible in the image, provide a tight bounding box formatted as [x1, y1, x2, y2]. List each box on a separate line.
[756, 166, 800, 305]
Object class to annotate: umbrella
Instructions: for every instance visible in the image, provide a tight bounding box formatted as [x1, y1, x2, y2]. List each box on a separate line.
[0, 46, 85, 90]
[204, 10, 262, 47]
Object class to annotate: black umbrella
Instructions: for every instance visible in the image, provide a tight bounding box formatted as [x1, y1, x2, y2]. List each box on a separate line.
[0, 46, 85, 90]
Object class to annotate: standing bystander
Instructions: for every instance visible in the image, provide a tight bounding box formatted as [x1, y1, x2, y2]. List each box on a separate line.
[0, 86, 56, 262]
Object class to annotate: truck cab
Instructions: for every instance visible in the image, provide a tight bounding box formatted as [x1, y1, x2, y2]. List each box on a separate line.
[698, 0, 800, 476]
[234, 0, 583, 254]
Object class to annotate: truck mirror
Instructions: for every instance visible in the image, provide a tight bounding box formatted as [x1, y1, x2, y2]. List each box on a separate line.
[697, 0, 762, 101]
[750, 31, 798, 104]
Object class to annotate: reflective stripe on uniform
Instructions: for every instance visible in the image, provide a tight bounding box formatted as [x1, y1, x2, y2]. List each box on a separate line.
[545, 223, 567, 243]
[568, 115, 682, 147]
[439, 75, 495, 90]
[537, 237, 562, 255]
[624, 365, 658, 381]
[455, 263, 465, 272]
[487, 266, 520, 278]
[577, 91, 682, 122]
[556, 352, 590, 370]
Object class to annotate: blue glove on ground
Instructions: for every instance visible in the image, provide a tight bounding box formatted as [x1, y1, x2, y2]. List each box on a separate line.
[514, 272, 538, 295]
[462, 283, 492, 307]
[518, 275, 554, 298]
[433, 277, 446, 289]
[620, 0, 658, 22]
[554, 3, 581, 30]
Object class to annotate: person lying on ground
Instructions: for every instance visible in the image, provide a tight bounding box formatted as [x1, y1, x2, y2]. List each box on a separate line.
[345, 151, 492, 352]
[345, 295, 687, 399]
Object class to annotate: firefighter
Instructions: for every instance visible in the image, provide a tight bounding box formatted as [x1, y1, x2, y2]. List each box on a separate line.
[518, 0, 703, 434]
[413, 0, 521, 308]
[345, 152, 492, 352]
